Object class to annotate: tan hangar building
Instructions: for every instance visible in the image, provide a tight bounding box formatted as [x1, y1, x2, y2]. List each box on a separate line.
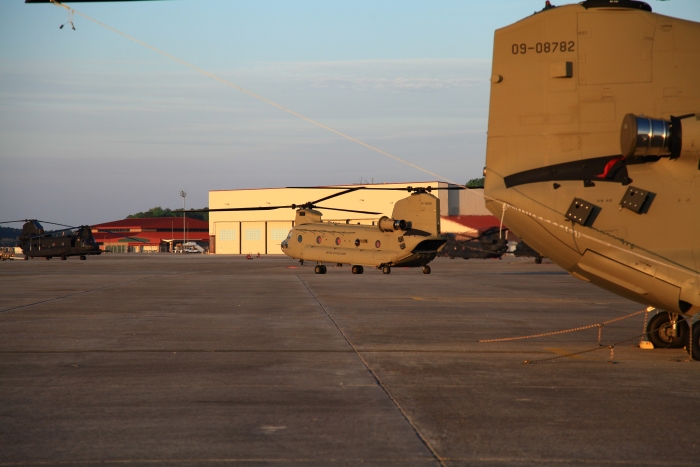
[208, 182, 494, 255]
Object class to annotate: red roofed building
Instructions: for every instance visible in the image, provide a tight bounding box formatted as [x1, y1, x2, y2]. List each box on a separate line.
[92, 217, 209, 253]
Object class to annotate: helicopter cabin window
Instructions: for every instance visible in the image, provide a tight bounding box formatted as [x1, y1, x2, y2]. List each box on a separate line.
[375, 240, 381, 249]
[297, 235, 303, 243]
[355, 239, 360, 247]
[335, 237, 341, 246]
[316, 236, 322, 244]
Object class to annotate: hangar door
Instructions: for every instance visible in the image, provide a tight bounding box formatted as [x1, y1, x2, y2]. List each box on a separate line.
[241, 222, 266, 255]
[215, 222, 240, 254]
[267, 221, 293, 255]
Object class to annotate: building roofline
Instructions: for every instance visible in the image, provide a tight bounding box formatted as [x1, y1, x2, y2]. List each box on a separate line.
[208, 181, 452, 193]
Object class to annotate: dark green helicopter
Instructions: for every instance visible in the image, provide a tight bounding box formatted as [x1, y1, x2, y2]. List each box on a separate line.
[1, 220, 102, 261]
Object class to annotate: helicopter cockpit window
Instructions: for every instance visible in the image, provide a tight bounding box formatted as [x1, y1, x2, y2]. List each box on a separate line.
[286, 231, 292, 240]
[297, 235, 303, 243]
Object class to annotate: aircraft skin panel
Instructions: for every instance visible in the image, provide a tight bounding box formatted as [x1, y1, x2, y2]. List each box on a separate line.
[484, 3, 700, 314]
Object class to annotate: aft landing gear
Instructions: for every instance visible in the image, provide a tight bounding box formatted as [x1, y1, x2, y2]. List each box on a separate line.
[24, 256, 28, 261]
[314, 265, 327, 274]
[351, 265, 364, 274]
[382, 266, 391, 275]
[46, 257, 51, 261]
[80, 255, 87, 261]
[422, 265, 431, 274]
[646, 312, 688, 349]
[61, 255, 67, 261]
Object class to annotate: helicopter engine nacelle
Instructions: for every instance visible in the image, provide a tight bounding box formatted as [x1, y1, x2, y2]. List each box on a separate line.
[620, 113, 700, 159]
[377, 216, 410, 232]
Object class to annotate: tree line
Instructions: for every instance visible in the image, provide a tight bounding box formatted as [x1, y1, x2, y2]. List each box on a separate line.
[127, 206, 208, 222]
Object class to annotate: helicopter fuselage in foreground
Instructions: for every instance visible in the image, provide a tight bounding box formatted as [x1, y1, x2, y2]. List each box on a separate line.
[484, 1, 700, 357]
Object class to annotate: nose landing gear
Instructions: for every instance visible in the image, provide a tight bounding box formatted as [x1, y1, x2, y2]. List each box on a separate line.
[351, 265, 364, 274]
[314, 265, 327, 274]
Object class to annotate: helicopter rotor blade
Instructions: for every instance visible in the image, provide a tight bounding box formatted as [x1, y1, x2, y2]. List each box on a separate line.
[313, 206, 382, 215]
[306, 187, 363, 205]
[0, 220, 32, 225]
[288, 185, 466, 193]
[36, 220, 80, 229]
[175, 205, 294, 213]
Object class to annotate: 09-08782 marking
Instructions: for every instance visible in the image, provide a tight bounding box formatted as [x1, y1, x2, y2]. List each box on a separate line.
[511, 41, 575, 54]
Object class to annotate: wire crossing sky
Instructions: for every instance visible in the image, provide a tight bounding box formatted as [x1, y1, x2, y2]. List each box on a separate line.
[1, 0, 698, 225]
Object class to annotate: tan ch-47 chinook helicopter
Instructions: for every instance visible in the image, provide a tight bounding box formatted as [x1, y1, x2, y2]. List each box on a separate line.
[185, 186, 457, 275]
[483, 0, 700, 359]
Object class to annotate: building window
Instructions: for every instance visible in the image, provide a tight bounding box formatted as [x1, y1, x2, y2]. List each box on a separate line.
[270, 228, 288, 241]
[244, 229, 262, 241]
[220, 229, 236, 241]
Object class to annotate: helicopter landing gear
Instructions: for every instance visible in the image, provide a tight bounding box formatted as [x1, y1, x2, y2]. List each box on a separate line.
[689, 321, 700, 361]
[46, 257, 51, 261]
[382, 266, 391, 275]
[80, 255, 87, 261]
[535, 257, 543, 264]
[24, 256, 28, 261]
[646, 311, 688, 349]
[422, 265, 431, 274]
[314, 265, 327, 274]
[351, 265, 364, 274]
[299, 259, 304, 266]
[61, 255, 67, 261]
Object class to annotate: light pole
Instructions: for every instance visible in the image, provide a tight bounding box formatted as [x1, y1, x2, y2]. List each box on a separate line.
[180, 190, 187, 252]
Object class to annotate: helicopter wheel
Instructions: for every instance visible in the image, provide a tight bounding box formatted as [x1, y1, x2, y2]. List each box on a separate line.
[80, 255, 87, 261]
[535, 257, 543, 264]
[314, 265, 327, 274]
[646, 312, 688, 349]
[61, 255, 67, 261]
[351, 265, 363, 275]
[689, 321, 700, 361]
[46, 257, 51, 261]
[24, 256, 29, 261]
[382, 266, 391, 275]
[422, 265, 431, 274]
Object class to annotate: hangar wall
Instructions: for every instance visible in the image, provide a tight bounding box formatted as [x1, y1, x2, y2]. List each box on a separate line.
[209, 182, 491, 255]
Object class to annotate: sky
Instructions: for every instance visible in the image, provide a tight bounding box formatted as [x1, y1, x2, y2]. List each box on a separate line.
[1, 0, 699, 226]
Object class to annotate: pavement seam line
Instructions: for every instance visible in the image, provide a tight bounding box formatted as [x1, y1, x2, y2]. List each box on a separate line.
[0, 275, 161, 314]
[295, 275, 446, 467]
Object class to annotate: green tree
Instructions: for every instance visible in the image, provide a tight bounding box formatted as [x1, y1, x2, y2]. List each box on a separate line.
[465, 177, 485, 187]
[127, 206, 208, 221]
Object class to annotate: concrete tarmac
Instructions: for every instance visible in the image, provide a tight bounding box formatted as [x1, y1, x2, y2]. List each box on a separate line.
[0, 255, 698, 466]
